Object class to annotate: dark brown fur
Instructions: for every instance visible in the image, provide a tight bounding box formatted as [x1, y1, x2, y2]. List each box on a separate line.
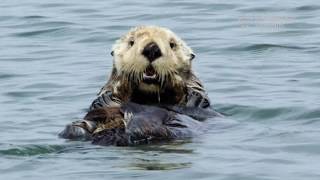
[84, 107, 124, 133]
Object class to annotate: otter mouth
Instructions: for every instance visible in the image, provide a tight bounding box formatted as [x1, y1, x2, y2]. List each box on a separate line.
[142, 65, 159, 84]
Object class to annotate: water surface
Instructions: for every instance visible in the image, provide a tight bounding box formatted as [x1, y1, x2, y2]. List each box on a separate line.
[1, 0, 320, 180]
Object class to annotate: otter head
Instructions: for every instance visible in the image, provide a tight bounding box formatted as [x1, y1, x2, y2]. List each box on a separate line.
[110, 26, 195, 103]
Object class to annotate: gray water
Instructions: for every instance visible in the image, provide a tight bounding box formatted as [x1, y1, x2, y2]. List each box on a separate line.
[1, 0, 320, 179]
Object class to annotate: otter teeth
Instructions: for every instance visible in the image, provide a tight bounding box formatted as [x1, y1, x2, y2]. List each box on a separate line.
[143, 73, 156, 79]
[143, 65, 158, 83]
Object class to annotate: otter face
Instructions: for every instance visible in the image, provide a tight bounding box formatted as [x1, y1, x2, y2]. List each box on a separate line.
[111, 26, 195, 93]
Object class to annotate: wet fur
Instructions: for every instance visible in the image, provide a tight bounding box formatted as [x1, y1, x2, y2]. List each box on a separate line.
[60, 26, 213, 145]
[89, 103, 206, 146]
[96, 26, 208, 107]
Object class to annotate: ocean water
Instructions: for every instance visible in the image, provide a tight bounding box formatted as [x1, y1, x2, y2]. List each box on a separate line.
[1, 0, 320, 179]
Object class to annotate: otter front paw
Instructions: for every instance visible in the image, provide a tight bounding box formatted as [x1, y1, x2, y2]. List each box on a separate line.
[59, 120, 96, 140]
[186, 89, 210, 108]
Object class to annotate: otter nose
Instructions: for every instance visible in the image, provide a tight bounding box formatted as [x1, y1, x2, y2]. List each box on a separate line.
[142, 42, 162, 62]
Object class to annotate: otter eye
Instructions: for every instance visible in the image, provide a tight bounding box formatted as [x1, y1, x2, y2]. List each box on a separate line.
[190, 53, 195, 60]
[129, 40, 134, 46]
[169, 42, 176, 49]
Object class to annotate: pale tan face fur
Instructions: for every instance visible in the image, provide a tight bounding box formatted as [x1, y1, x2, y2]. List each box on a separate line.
[111, 26, 195, 93]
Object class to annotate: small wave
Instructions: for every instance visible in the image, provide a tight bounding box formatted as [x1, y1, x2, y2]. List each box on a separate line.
[23, 83, 65, 89]
[294, 5, 320, 11]
[238, 7, 283, 12]
[286, 22, 320, 29]
[226, 44, 306, 52]
[6, 21, 76, 29]
[23, 15, 47, 19]
[0, 145, 65, 156]
[217, 104, 304, 121]
[37, 3, 74, 8]
[13, 27, 64, 37]
[152, 2, 239, 11]
[75, 36, 112, 44]
[293, 109, 320, 121]
[35, 21, 76, 27]
[70, 8, 100, 14]
[267, 30, 315, 37]
[6, 90, 48, 98]
[218, 103, 320, 124]
[292, 71, 320, 79]
[280, 143, 320, 155]
[0, 73, 23, 79]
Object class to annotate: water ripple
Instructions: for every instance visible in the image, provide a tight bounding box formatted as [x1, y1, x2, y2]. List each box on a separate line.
[1, 0, 320, 179]
[129, 162, 191, 171]
[294, 5, 320, 11]
[13, 27, 65, 37]
[0, 145, 65, 156]
[225, 43, 307, 52]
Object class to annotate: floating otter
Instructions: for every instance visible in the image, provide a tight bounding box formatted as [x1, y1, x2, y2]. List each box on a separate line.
[59, 26, 219, 145]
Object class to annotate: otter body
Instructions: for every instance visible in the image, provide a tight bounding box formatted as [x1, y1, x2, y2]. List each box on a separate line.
[59, 26, 218, 146]
[60, 102, 212, 146]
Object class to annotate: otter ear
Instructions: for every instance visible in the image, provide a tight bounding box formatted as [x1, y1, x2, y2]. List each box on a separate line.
[110, 51, 114, 56]
[190, 53, 195, 60]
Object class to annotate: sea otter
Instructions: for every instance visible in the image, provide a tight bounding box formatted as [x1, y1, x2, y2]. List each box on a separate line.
[59, 26, 219, 145]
